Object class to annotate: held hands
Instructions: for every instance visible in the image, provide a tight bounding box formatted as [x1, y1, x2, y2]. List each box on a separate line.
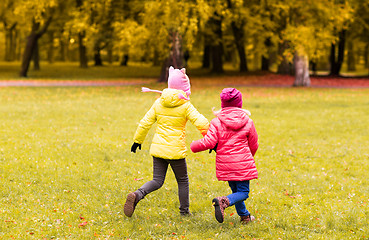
[209, 143, 218, 154]
[131, 142, 142, 153]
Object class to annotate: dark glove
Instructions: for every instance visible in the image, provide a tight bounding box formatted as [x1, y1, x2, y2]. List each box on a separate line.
[131, 142, 141, 153]
[209, 143, 218, 153]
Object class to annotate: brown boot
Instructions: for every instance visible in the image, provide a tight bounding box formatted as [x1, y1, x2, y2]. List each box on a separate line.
[212, 196, 230, 223]
[124, 192, 138, 217]
[240, 214, 255, 224]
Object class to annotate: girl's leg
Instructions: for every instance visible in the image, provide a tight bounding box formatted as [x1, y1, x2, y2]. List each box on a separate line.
[134, 157, 169, 201]
[227, 181, 250, 216]
[169, 158, 190, 215]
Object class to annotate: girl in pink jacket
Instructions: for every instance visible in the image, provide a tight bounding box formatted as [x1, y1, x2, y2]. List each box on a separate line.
[190, 88, 258, 224]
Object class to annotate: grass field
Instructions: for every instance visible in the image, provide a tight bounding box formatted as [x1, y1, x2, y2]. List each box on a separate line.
[1, 80, 369, 239]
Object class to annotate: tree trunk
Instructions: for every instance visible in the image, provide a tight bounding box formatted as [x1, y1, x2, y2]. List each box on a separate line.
[261, 55, 269, 71]
[158, 32, 183, 82]
[226, 0, 247, 72]
[20, 33, 37, 77]
[210, 16, 223, 73]
[152, 50, 161, 66]
[94, 43, 103, 66]
[310, 60, 317, 75]
[60, 36, 67, 61]
[171, 31, 183, 69]
[261, 37, 271, 71]
[32, 40, 40, 70]
[76, 0, 88, 68]
[347, 39, 355, 71]
[19, 17, 52, 77]
[120, 54, 129, 66]
[183, 50, 190, 67]
[202, 43, 211, 68]
[4, 25, 11, 61]
[16, 29, 21, 61]
[277, 41, 292, 74]
[329, 43, 336, 75]
[336, 30, 346, 74]
[330, 30, 346, 76]
[211, 44, 223, 73]
[107, 44, 113, 64]
[293, 53, 310, 87]
[3, 22, 17, 61]
[78, 32, 88, 68]
[232, 21, 248, 72]
[159, 57, 170, 82]
[10, 28, 17, 61]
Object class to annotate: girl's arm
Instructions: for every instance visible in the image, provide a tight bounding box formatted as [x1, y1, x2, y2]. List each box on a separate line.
[186, 103, 209, 136]
[133, 101, 157, 144]
[247, 120, 259, 156]
[190, 120, 218, 153]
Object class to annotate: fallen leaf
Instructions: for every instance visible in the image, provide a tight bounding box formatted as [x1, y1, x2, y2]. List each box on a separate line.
[79, 221, 88, 227]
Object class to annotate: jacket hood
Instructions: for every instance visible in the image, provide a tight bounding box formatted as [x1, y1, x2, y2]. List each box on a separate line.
[160, 88, 188, 108]
[217, 107, 250, 130]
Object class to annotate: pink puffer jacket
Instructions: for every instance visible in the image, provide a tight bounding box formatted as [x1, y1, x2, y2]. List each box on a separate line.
[190, 107, 258, 181]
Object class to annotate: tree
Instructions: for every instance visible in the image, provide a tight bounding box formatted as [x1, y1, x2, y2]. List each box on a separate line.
[139, 0, 200, 81]
[226, 0, 248, 72]
[89, 0, 117, 66]
[328, 0, 354, 76]
[269, 0, 352, 86]
[207, 12, 224, 73]
[75, 0, 88, 68]
[196, 0, 225, 73]
[18, 0, 56, 77]
[329, 29, 346, 76]
[349, 0, 369, 75]
[44, 0, 75, 63]
[1, 0, 19, 62]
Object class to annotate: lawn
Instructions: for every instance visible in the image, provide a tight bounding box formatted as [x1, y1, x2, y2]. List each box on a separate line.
[1, 83, 369, 239]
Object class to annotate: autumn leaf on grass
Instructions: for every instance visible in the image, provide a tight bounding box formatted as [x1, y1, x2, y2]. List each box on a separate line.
[79, 221, 88, 227]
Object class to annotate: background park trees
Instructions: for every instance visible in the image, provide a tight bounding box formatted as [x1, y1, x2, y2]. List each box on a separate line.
[0, 0, 368, 82]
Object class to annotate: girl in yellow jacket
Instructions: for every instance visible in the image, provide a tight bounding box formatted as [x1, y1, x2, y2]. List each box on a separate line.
[124, 66, 209, 217]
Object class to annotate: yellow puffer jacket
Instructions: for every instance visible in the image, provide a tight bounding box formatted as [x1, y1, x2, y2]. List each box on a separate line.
[133, 88, 209, 159]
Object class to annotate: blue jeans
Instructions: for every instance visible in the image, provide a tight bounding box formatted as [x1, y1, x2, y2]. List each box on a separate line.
[227, 181, 250, 217]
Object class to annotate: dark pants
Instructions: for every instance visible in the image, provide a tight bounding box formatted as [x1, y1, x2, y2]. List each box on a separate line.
[134, 157, 190, 214]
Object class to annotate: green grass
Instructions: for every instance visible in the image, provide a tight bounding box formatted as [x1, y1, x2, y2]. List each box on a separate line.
[0, 61, 162, 80]
[1, 84, 369, 239]
[0, 61, 264, 80]
[1, 61, 367, 80]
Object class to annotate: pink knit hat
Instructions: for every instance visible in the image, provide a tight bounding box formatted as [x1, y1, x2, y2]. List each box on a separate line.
[168, 66, 191, 97]
[220, 88, 242, 108]
[141, 66, 191, 100]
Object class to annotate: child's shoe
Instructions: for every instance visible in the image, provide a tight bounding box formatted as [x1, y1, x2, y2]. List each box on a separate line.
[212, 196, 230, 223]
[240, 214, 255, 224]
[124, 192, 138, 217]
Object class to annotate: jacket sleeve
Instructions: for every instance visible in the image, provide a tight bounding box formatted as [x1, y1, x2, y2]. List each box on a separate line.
[190, 120, 218, 153]
[186, 102, 209, 136]
[247, 119, 258, 156]
[133, 102, 157, 144]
